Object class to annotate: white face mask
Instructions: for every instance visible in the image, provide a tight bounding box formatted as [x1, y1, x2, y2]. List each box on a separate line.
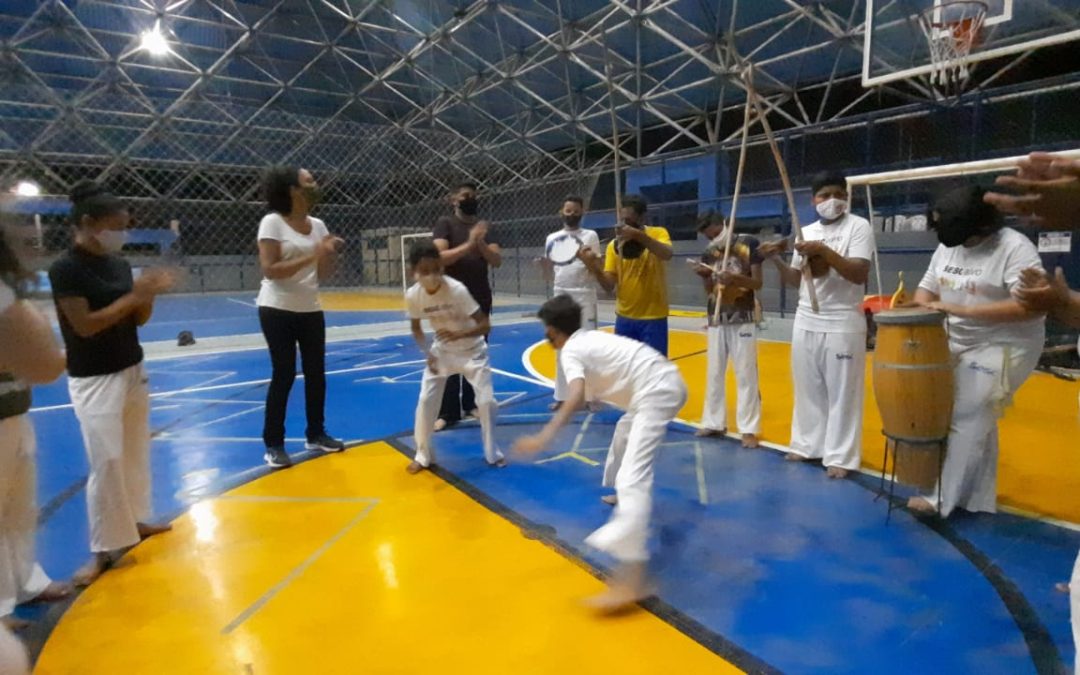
[815, 198, 847, 222]
[96, 229, 127, 253]
[416, 273, 442, 292]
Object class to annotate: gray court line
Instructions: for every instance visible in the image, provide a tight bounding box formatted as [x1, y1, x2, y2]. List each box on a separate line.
[220, 499, 378, 635]
[694, 442, 709, 505]
[216, 495, 379, 504]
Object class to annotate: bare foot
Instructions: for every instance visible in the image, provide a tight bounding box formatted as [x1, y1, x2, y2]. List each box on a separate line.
[825, 467, 850, 479]
[0, 615, 29, 631]
[406, 461, 427, 475]
[25, 581, 73, 605]
[1055, 582, 1070, 594]
[585, 401, 604, 413]
[694, 428, 726, 438]
[549, 401, 563, 412]
[741, 434, 760, 448]
[584, 561, 655, 615]
[489, 458, 508, 468]
[907, 496, 939, 515]
[433, 419, 447, 432]
[785, 452, 808, 462]
[72, 554, 111, 587]
[137, 522, 173, 539]
[600, 494, 618, 506]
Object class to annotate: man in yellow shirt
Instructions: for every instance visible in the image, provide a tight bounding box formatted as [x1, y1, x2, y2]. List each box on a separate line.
[581, 194, 673, 355]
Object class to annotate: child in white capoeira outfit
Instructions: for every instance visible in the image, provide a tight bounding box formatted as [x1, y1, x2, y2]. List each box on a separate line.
[513, 295, 687, 612]
[759, 171, 874, 479]
[406, 241, 505, 473]
[693, 211, 763, 448]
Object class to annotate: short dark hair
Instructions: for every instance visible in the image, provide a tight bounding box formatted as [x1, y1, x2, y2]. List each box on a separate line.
[408, 240, 442, 268]
[538, 294, 582, 336]
[811, 171, 847, 195]
[621, 194, 647, 215]
[263, 166, 300, 215]
[69, 180, 125, 227]
[696, 210, 725, 232]
[564, 195, 584, 207]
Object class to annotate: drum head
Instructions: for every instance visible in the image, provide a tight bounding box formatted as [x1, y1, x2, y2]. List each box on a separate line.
[873, 307, 946, 326]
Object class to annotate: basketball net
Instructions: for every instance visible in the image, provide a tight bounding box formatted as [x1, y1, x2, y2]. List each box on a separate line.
[917, 1, 988, 89]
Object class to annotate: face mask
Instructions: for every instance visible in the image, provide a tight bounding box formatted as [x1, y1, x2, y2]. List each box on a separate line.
[416, 273, 442, 292]
[458, 197, 478, 216]
[96, 229, 127, 254]
[563, 215, 582, 229]
[301, 186, 322, 208]
[815, 198, 847, 222]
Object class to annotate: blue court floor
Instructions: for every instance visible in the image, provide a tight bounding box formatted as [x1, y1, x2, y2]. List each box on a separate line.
[19, 298, 1080, 674]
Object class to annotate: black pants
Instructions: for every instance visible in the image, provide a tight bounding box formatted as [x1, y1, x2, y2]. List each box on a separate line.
[259, 306, 326, 447]
[439, 307, 490, 424]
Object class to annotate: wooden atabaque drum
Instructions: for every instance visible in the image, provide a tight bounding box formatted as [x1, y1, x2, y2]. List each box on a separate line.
[872, 308, 954, 490]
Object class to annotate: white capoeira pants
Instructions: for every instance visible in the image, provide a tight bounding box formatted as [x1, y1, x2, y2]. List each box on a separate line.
[701, 323, 761, 434]
[68, 363, 152, 553]
[920, 341, 1040, 517]
[789, 328, 866, 470]
[0, 625, 27, 675]
[0, 416, 51, 616]
[553, 287, 598, 403]
[1071, 550, 1080, 674]
[414, 342, 502, 467]
[592, 364, 688, 563]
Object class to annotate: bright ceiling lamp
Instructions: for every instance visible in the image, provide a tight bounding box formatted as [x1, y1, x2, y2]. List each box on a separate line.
[141, 21, 170, 56]
[14, 181, 40, 197]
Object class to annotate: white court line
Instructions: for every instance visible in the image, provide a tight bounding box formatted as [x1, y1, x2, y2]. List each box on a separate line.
[162, 405, 264, 433]
[226, 297, 258, 308]
[156, 436, 307, 444]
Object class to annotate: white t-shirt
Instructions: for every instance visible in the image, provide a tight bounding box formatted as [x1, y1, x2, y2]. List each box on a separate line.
[790, 213, 875, 333]
[546, 227, 601, 294]
[0, 282, 14, 315]
[918, 227, 1046, 348]
[255, 213, 329, 313]
[559, 329, 672, 410]
[406, 276, 485, 354]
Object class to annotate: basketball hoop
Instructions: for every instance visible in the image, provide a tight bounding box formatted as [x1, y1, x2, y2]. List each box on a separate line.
[917, 1, 988, 88]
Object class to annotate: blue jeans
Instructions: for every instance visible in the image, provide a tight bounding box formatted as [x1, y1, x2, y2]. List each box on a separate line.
[614, 315, 668, 356]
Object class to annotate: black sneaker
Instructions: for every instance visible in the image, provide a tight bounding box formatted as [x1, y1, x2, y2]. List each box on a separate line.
[264, 446, 292, 468]
[306, 434, 345, 453]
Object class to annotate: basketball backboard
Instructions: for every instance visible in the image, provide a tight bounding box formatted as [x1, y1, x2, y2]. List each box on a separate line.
[863, 0, 1080, 87]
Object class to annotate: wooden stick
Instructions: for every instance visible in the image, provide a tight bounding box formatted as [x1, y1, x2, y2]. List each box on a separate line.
[601, 27, 623, 289]
[742, 66, 820, 313]
[713, 95, 753, 327]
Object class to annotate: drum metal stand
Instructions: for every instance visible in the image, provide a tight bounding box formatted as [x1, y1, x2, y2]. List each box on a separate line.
[876, 432, 947, 524]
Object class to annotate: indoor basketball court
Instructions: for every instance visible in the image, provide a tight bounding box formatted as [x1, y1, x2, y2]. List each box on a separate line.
[1, 1, 1079, 674]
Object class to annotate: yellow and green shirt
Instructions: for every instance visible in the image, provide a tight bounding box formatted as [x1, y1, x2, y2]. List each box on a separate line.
[603, 225, 671, 320]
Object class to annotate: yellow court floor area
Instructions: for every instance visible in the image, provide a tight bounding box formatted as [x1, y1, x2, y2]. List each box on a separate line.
[35, 442, 737, 675]
[318, 290, 407, 311]
[528, 328, 1080, 523]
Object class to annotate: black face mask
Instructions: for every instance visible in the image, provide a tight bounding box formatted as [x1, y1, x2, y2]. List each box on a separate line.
[458, 197, 478, 216]
[930, 185, 996, 248]
[563, 215, 582, 229]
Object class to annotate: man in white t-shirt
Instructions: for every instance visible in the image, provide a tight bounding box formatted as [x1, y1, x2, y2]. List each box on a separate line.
[540, 196, 602, 411]
[405, 241, 505, 473]
[760, 171, 874, 478]
[512, 295, 687, 613]
[909, 186, 1046, 518]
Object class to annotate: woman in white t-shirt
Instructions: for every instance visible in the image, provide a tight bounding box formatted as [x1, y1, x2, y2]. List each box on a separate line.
[910, 185, 1046, 517]
[256, 167, 345, 469]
